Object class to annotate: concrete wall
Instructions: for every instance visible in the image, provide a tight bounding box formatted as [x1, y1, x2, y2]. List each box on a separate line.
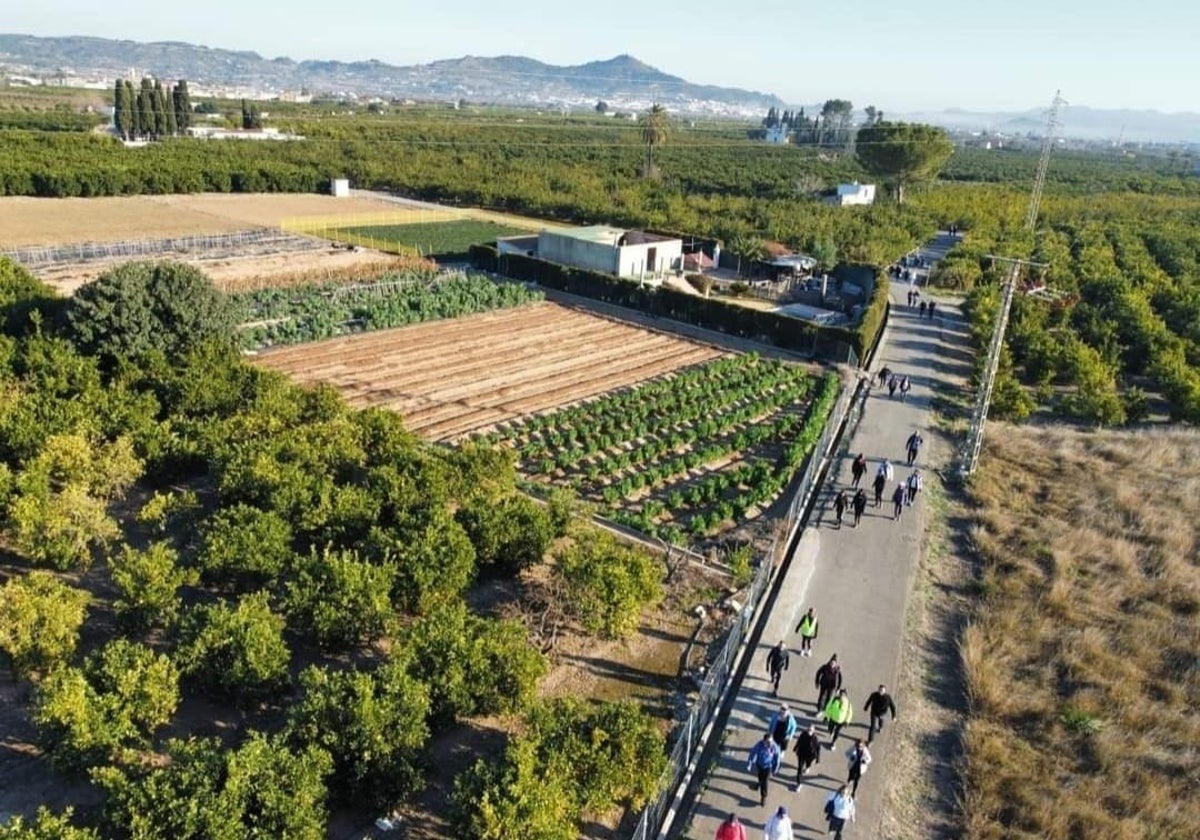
[616, 239, 683, 279]
[538, 231, 617, 274]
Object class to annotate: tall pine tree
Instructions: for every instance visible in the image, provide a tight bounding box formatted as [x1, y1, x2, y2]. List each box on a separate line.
[124, 80, 139, 138]
[137, 79, 155, 139]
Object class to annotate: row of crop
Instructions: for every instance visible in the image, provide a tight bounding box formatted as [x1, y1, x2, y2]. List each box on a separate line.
[619, 371, 840, 539]
[234, 271, 543, 350]
[526, 374, 812, 472]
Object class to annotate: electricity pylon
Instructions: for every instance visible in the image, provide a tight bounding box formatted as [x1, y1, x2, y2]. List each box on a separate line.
[958, 91, 1067, 478]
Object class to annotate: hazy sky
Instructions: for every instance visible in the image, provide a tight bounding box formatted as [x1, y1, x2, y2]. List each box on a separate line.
[8, 0, 1200, 112]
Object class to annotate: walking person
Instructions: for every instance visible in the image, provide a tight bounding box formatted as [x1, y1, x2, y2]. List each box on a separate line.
[824, 785, 856, 840]
[746, 733, 781, 807]
[928, 300, 938, 320]
[850, 453, 867, 487]
[715, 812, 748, 840]
[823, 689, 853, 747]
[892, 483, 907, 520]
[887, 375, 898, 399]
[851, 489, 867, 526]
[876, 365, 891, 389]
[764, 805, 793, 840]
[872, 470, 886, 508]
[793, 723, 823, 785]
[906, 469, 923, 506]
[863, 685, 898, 745]
[768, 703, 797, 757]
[794, 608, 818, 657]
[845, 739, 872, 796]
[905, 430, 924, 467]
[833, 489, 848, 527]
[898, 375, 911, 402]
[765, 641, 789, 697]
[918, 300, 927, 318]
[815, 654, 843, 713]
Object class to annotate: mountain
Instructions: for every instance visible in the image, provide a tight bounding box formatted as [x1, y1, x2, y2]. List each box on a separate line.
[896, 105, 1200, 144]
[0, 34, 785, 116]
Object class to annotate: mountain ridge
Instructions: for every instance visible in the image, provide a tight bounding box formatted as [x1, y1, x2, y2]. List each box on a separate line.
[0, 33, 785, 116]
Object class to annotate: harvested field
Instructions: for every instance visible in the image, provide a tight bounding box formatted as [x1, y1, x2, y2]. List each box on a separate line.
[0, 192, 397, 247]
[963, 424, 1200, 840]
[254, 302, 725, 440]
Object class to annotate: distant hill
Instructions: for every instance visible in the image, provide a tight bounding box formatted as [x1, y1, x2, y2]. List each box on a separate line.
[897, 105, 1200, 144]
[0, 34, 785, 116]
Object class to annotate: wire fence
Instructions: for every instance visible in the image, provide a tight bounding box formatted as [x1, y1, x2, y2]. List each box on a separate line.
[629, 378, 857, 840]
[1, 228, 324, 269]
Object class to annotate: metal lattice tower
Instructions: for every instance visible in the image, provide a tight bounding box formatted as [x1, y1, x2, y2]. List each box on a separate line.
[958, 91, 1066, 478]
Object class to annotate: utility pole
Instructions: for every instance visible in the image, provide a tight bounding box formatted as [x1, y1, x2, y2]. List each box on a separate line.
[957, 91, 1066, 478]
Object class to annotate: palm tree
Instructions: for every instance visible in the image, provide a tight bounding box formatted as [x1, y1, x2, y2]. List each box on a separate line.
[641, 104, 669, 178]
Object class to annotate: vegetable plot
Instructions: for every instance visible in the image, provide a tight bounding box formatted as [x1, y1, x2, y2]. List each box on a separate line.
[485, 356, 839, 543]
[235, 270, 542, 350]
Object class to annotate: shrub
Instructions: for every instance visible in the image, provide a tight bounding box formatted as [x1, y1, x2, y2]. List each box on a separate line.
[33, 639, 179, 770]
[451, 737, 578, 840]
[93, 733, 332, 840]
[284, 547, 397, 650]
[367, 508, 476, 613]
[65, 261, 237, 364]
[109, 541, 198, 630]
[0, 807, 99, 840]
[196, 504, 294, 588]
[456, 493, 554, 574]
[286, 664, 430, 809]
[0, 571, 90, 678]
[554, 533, 664, 638]
[175, 592, 290, 701]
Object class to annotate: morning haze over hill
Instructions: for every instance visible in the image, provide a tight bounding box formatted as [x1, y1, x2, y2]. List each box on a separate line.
[2, 32, 1199, 141]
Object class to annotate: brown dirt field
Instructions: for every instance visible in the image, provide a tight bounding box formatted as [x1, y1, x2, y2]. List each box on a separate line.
[0, 193, 397, 247]
[34, 246, 405, 297]
[254, 302, 727, 441]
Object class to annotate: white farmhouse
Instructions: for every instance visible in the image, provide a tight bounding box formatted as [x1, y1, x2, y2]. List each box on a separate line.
[833, 182, 876, 206]
[528, 226, 683, 280]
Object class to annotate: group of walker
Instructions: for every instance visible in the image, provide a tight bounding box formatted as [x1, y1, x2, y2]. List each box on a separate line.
[720, 390, 925, 840]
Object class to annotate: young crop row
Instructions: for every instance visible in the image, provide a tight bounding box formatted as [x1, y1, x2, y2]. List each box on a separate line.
[234, 270, 542, 350]
[492, 355, 839, 544]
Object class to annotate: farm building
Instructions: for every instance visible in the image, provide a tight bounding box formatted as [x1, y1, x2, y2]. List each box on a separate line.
[499, 226, 683, 280]
[832, 182, 876, 206]
[764, 126, 789, 144]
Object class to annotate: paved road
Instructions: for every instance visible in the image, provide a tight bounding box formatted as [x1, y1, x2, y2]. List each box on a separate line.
[682, 232, 971, 839]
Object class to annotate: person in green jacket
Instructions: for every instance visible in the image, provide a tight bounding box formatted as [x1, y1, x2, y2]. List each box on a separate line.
[823, 689, 853, 748]
[794, 608, 818, 657]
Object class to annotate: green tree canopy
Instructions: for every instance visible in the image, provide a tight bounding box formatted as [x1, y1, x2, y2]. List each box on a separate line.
[0, 807, 99, 840]
[175, 592, 290, 701]
[640, 104, 669, 178]
[0, 571, 90, 679]
[65, 262, 236, 364]
[855, 121, 954, 203]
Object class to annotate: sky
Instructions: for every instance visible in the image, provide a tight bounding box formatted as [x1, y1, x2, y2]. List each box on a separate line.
[7, 0, 1200, 113]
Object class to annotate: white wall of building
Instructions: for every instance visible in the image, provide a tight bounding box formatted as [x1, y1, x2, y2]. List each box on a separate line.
[537, 230, 619, 274]
[835, 182, 876, 206]
[616, 239, 683, 279]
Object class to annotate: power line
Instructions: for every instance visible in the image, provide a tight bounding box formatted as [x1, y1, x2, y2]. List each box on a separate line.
[957, 90, 1067, 479]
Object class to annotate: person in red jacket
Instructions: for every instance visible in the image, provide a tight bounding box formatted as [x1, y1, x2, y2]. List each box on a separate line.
[715, 812, 747, 840]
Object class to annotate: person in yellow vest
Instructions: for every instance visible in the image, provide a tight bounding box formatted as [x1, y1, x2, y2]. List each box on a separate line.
[794, 608, 818, 657]
[823, 688, 853, 748]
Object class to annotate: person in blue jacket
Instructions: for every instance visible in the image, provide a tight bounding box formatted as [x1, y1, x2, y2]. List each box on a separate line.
[767, 703, 797, 755]
[746, 733, 781, 806]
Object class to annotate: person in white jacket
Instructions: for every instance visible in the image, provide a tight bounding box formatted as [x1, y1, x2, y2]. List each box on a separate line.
[825, 785, 856, 840]
[845, 739, 872, 796]
[763, 805, 792, 840]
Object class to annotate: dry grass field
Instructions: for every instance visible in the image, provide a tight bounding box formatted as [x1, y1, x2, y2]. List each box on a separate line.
[962, 424, 1200, 840]
[254, 302, 725, 440]
[0, 193, 398, 247]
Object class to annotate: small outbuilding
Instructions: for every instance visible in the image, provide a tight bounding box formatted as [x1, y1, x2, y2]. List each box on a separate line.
[330, 178, 351, 198]
[535, 225, 683, 280]
[832, 182, 876, 206]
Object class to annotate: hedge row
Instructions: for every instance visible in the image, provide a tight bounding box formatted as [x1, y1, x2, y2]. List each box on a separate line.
[471, 245, 889, 362]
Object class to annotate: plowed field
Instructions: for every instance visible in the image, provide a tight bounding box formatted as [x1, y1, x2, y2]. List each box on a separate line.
[255, 302, 725, 440]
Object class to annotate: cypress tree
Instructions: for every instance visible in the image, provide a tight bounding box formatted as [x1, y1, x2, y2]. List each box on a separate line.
[113, 80, 127, 139]
[165, 95, 177, 136]
[173, 80, 192, 132]
[153, 81, 169, 138]
[138, 78, 155, 139]
[124, 80, 139, 138]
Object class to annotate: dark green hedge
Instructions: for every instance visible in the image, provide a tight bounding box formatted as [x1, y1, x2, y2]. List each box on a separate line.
[471, 245, 889, 363]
